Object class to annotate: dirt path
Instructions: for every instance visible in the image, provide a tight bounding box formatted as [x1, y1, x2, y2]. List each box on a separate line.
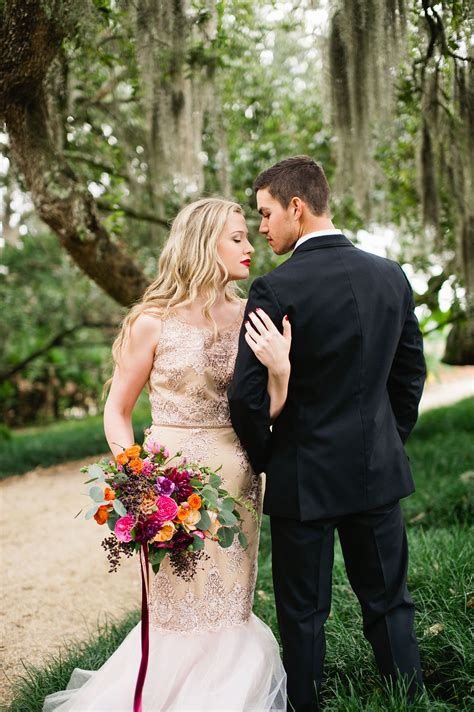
[419, 366, 474, 411]
[0, 370, 472, 707]
[0, 458, 140, 706]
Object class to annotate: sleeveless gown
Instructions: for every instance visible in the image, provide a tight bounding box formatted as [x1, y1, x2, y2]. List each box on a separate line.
[43, 308, 286, 711]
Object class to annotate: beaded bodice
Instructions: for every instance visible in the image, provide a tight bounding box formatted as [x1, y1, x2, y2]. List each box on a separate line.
[148, 308, 244, 428]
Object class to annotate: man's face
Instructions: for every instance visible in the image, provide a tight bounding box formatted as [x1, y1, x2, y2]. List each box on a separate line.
[256, 188, 298, 255]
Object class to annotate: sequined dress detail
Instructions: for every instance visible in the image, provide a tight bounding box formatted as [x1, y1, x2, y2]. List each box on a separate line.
[147, 309, 262, 633]
[42, 303, 286, 711]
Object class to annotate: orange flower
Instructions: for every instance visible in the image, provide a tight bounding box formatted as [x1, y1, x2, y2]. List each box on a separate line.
[129, 458, 144, 474]
[181, 508, 201, 532]
[104, 487, 115, 501]
[187, 494, 202, 510]
[125, 444, 141, 459]
[94, 505, 109, 525]
[116, 452, 129, 466]
[205, 511, 221, 537]
[153, 521, 176, 542]
[176, 505, 190, 521]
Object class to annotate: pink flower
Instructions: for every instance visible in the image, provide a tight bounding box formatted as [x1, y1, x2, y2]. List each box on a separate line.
[144, 438, 162, 455]
[114, 515, 134, 542]
[155, 495, 178, 521]
[194, 530, 205, 540]
[140, 458, 156, 477]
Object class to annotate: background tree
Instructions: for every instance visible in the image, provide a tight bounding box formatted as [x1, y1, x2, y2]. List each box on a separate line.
[327, 0, 474, 364]
[1, 0, 472, 425]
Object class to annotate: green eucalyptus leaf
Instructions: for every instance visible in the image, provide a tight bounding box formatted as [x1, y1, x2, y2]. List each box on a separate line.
[85, 505, 99, 519]
[218, 509, 237, 526]
[149, 548, 167, 568]
[189, 478, 203, 487]
[88, 464, 106, 481]
[113, 498, 127, 516]
[217, 526, 234, 548]
[192, 533, 205, 550]
[107, 511, 119, 531]
[196, 509, 211, 530]
[238, 531, 248, 549]
[209, 473, 221, 488]
[89, 485, 104, 502]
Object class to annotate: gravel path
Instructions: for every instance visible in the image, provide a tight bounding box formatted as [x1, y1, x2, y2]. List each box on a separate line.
[1, 370, 472, 706]
[0, 458, 140, 706]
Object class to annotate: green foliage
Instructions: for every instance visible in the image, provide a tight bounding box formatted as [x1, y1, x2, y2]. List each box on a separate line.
[4, 399, 472, 710]
[4, 612, 141, 712]
[403, 398, 474, 527]
[1, 0, 470, 420]
[0, 398, 151, 479]
[0, 230, 123, 426]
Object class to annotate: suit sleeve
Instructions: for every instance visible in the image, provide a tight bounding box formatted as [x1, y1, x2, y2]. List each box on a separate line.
[228, 276, 283, 474]
[387, 269, 426, 444]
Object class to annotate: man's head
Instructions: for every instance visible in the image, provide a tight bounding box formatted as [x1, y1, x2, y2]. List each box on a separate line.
[253, 156, 331, 255]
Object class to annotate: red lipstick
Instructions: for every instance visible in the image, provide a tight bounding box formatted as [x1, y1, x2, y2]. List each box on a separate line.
[240, 259, 251, 267]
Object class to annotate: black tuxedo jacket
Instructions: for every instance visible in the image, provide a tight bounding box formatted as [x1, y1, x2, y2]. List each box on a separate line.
[228, 234, 426, 521]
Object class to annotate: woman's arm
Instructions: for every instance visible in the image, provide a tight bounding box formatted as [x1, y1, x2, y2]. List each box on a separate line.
[244, 309, 292, 422]
[103, 314, 162, 458]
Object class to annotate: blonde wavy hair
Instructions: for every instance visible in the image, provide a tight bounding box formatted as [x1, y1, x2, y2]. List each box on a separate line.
[109, 197, 244, 376]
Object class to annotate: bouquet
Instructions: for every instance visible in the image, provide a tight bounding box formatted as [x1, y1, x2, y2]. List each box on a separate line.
[78, 433, 250, 580]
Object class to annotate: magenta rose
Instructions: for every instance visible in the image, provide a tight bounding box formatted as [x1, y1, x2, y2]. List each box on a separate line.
[114, 514, 134, 542]
[155, 495, 178, 521]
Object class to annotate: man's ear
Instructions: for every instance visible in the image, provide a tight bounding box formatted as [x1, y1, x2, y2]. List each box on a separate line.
[290, 196, 304, 221]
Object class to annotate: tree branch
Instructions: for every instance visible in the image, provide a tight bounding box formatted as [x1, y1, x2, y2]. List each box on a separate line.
[64, 150, 131, 181]
[422, 311, 464, 337]
[0, 321, 116, 384]
[96, 199, 170, 227]
[1, 0, 151, 307]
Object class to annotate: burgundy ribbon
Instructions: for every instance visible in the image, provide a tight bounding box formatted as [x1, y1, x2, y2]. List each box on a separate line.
[133, 543, 150, 712]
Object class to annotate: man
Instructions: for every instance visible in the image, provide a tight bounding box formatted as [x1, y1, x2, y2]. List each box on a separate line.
[228, 156, 425, 710]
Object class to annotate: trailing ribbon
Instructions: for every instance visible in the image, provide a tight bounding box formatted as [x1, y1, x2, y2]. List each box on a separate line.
[133, 543, 150, 712]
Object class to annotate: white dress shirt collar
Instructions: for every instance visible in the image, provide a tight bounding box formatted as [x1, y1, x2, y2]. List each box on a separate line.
[293, 229, 343, 252]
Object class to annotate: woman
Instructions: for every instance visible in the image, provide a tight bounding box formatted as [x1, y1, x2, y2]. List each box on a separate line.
[43, 198, 290, 711]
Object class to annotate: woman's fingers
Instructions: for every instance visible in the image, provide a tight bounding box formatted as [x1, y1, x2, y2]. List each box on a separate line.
[244, 331, 256, 348]
[282, 315, 292, 342]
[253, 308, 278, 332]
[244, 319, 261, 343]
[247, 311, 267, 333]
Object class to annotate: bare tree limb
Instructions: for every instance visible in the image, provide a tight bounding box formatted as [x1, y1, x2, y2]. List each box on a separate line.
[64, 150, 131, 181]
[96, 199, 170, 227]
[422, 312, 464, 337]
[0, 321, 116, 384]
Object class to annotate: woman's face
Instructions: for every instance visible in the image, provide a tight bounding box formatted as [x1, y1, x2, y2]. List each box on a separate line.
[217, 211, 254, 281]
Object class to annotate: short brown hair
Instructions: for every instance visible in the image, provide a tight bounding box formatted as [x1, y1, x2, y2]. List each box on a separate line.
[253, 155, 330, 215]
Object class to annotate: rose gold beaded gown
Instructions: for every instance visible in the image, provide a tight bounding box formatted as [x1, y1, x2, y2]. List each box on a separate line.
[43, 306, 286, 712]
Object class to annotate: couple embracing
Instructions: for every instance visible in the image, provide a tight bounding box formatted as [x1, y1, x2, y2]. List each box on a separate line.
[44, 156, 426, 712]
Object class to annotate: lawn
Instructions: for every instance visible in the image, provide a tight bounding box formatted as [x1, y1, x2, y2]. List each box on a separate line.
[0, 397, 151, 480]
[5, 398, 473, 711]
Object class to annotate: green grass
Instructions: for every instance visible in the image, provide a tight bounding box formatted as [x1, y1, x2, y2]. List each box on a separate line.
[3, 613, 140, 712]
[4, 399, 474, 711]
[0, 398, 151, 480]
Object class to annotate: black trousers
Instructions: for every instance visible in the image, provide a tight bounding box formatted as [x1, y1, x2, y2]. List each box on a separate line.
[271, 501, 423, 711]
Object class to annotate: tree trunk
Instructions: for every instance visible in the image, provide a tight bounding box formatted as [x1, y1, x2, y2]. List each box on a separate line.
[1, 0, 149, 307]
[135, 0, 217, 213]
[443, 215, 474, 365]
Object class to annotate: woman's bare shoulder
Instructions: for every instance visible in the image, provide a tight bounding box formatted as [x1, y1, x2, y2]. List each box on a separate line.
[129, 312, 163, 345]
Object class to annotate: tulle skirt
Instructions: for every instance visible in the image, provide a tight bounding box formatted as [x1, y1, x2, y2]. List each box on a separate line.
[42, 613, 286, 711]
